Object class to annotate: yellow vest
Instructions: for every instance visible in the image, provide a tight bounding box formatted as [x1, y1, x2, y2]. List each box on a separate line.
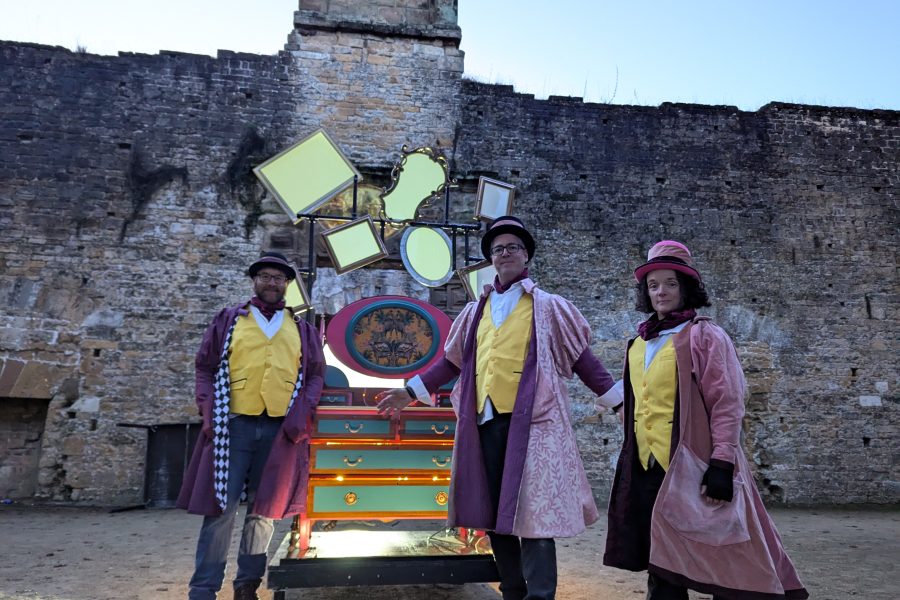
[229, 311, 302, 417]
[629, 336, 677, 470]
[475, 294, 533, 414]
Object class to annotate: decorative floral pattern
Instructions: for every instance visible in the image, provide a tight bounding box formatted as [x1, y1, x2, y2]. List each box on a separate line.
[351, 305, 436, 370]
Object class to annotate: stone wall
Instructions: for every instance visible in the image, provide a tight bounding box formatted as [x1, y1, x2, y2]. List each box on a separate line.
[0, 2, 896, 506]
[0, 41, 307, 502]
[453, 84, 899, 503]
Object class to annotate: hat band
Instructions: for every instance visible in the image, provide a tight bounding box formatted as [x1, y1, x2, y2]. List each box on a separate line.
[645, 255, 691, 267]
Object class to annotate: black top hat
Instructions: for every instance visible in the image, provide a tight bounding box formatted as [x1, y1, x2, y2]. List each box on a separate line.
[480, 216, 536, 261]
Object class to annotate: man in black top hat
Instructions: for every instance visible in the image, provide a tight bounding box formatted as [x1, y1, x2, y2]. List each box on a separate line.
[376, 217, 622, 600]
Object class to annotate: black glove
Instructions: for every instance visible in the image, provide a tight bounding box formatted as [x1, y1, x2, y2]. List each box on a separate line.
[702, 460, 734, 501]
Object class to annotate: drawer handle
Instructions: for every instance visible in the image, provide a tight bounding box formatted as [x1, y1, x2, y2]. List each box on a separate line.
[344, 492, 358, 506]
[344, 422, 364, 433]
[343, 456, 364, 467]
[432, 456, 451, 468]
[431, 424, 450, 435]
[435, 491, 448, 506]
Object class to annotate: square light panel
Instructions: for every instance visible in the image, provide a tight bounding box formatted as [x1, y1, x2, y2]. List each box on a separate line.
[456, 260, 497, 300]
[284, 276, 313, 314]
[253, 129, 361, 221]
[320, 216, 388, 275]
[474, 176, 516, 223]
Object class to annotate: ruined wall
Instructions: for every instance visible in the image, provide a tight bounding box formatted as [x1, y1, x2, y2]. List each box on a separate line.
[0, 43, 300, 502]
[0, 0, 465, 504]
[284, 0, 463, 163]
[453, 84, 899, 503]
[0, 1, 896, 505]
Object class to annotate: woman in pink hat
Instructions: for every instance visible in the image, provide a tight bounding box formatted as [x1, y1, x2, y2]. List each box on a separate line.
[603, 241, 808, 600]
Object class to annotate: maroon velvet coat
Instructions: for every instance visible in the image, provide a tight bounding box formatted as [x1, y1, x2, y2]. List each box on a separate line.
[176, 304, 325, 519]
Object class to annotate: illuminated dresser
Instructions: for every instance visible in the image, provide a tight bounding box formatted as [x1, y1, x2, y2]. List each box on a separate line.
[294, 405, 457, 552]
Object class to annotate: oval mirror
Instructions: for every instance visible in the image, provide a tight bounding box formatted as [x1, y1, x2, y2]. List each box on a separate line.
[400, 226, 454, 287]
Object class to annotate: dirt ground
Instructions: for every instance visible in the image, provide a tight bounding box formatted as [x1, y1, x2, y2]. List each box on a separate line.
[0, 503, 896, 600]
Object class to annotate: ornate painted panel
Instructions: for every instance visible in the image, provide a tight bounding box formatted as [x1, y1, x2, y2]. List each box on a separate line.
[326, 296, 452, 378]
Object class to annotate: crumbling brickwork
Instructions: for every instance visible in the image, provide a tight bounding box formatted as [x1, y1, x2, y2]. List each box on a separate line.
[0, 1, 896, 506]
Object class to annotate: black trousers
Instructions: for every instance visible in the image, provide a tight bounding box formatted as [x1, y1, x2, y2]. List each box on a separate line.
[633, 460, 724, 600]
[479, 413, 557, 600]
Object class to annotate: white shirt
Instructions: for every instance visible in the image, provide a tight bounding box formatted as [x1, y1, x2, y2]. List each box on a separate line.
[249, 305, 285, 339]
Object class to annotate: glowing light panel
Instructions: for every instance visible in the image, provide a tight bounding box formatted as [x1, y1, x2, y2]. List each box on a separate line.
[456, 260, 497, 300]
[381, 148, 449, 222]
[284, 277, 312, 313]
[474, 176, 516, 222]
[253, 129, 360, 221]
[320, 216, 388, 274]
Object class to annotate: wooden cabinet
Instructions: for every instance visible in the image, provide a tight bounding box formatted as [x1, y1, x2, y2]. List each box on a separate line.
[294, 405, 457, 551]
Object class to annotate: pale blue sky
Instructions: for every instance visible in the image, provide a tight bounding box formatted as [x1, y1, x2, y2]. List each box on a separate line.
[2, 0, 898, 111]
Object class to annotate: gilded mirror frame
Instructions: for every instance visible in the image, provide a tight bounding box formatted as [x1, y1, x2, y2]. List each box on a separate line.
[380, 145, 450, 223]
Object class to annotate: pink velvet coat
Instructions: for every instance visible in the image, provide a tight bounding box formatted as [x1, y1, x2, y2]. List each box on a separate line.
[605, 317, 808, 599]
[442, 279, 601, 538]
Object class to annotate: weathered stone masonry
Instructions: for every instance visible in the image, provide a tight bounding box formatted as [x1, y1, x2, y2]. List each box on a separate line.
[453, 85, 898, 503]
[0, 1, 896, 506]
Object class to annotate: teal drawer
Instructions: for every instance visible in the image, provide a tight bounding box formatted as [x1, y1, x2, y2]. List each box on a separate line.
[312, 448, 453, 472]
[402, 419, 456, 438]
[311, 484, 450, 515]
[315, 417, 392, 437]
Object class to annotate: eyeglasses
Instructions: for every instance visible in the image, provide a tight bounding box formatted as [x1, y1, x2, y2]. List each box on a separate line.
[490, 243, 525, 257]
[255, 273, 288, 285]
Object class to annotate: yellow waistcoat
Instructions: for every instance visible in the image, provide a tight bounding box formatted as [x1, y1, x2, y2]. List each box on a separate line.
[475, 294, 533, 414]
[629, 336, 677, 470]
[229, 310, 302, 417]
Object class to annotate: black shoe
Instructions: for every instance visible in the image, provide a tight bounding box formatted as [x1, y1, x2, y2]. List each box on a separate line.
[233, 583, 260, 600]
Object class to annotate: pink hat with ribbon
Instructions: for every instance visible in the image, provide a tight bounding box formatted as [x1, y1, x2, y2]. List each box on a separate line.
[633, 240, 701, 282]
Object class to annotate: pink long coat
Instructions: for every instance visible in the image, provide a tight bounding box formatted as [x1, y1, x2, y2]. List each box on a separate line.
[605, 317, 808, 599]
[441, 279, 602, 538]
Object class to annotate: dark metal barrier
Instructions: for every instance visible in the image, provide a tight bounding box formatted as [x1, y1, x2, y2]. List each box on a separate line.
[117, 422, 200, 508]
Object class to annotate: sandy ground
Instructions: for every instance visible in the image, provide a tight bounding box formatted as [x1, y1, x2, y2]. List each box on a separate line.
[0, 503, 897, 600]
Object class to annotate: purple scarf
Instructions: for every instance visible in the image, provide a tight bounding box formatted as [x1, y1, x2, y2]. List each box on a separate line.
[637, 309, 696, 341]
[492, 268, 529, 294]
[250, 296, 286, 321]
